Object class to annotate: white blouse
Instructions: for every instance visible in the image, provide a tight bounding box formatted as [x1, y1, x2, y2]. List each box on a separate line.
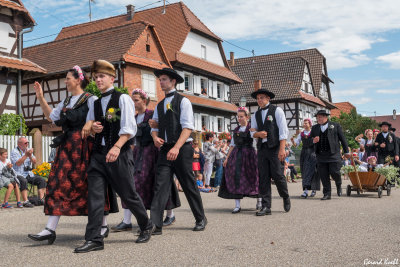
[49, 93, 98, 123]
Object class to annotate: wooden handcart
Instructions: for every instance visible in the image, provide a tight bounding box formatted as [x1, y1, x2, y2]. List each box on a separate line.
[346, 171, 391, 198]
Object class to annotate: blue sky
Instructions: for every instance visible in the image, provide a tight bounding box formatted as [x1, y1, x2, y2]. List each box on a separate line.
[22, 0, 400, 116]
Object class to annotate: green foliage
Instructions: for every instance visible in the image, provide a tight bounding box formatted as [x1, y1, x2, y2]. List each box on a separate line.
[84, 81, 129, 98]
[341, 165, 360, 175]
[0, 113, 28, 135]
[375, 165, 400, 185]
[331, 109, 379, 149]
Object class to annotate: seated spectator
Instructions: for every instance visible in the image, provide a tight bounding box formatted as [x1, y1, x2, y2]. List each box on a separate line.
[196, 173, 216, 193]
[11, 137, 46, 205]
[0, 148, 22, 208]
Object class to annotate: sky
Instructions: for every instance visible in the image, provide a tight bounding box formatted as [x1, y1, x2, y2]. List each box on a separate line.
[22, 0, 400, 117]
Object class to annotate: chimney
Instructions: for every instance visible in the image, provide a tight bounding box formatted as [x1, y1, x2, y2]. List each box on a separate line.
[254, 80, 261, 91]
[127, 4, 135, 21]
[229, 51, 235, 66]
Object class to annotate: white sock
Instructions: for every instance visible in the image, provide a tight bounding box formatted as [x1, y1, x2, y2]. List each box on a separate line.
[123, 209, 132, 224]
[38, 215, 60, 236]
[166, 209, 174, 217]
[257, 198, 262, 204]
[102, 215, 108, 226]
[235, 199, 241, 209]
[304, 189, 309, 194]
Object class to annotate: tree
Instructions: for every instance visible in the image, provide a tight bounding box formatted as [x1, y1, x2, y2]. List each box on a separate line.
[330, 109, 379, 149]
[0, 113, 28, 135]
[84, 81, 129, 98]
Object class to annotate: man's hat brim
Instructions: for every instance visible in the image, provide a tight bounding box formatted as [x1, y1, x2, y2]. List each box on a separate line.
[315, 110, 330, 117]
[91, 59, 116, 77]
[251, 88, 275, 99]
[154, 68, 184, 84]
[379, 121, 392, 127]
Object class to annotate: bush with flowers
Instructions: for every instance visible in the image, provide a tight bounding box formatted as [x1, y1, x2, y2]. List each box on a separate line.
[218, 131, 231, 141]
[201, 130, 215, 141]
[32, 162, 51, 180]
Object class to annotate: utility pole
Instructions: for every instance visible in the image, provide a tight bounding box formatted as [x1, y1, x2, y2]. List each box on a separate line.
[162, 0, 166, 14]
[89, 0, 95, 22]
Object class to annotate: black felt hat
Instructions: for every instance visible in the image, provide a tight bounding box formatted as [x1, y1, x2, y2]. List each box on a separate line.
[315, 109, 330, 117]
[251, 88, 275, 99]
[154, 68, 184, 84]
[379, 121, 392, 127]
[390, 127, 396, 132]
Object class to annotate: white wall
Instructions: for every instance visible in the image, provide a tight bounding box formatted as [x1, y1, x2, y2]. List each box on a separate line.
[180, 31, 225, 66]
[0, 22, 16, 56]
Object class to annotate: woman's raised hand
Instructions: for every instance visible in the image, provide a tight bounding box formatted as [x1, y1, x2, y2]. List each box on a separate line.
[34, 81, 44, 99]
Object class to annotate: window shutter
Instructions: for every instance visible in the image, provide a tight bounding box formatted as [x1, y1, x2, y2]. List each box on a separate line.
[208, 80, 213, 97]
[213, 117, 218, 133]
[224, 84, 229, 102]
[176, 71, 184, 91]
[213, 81, 218, 98]
[193, 76, 201, 94]
[224, 118, 230, 132]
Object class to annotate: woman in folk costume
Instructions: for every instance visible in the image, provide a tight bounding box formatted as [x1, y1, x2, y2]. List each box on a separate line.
[112, 89, 180, 232]
[218, 107, 261, 213]
[355, 129, 378, 162]
[28, 66, 117, 245]
[291, 118, 320, 198]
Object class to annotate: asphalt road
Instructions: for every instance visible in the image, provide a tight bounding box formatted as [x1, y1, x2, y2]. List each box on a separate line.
[1, 180, 399, 267]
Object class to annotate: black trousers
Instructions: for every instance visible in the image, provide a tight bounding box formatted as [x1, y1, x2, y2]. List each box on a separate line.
[317, 161, 342, 195]
[85, 147, 152, 243]
[257, 144, 289, 208]
[18, 175, 47, 191]
[150, 143, 205, 228]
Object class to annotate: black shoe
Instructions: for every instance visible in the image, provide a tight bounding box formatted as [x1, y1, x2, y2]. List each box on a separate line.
[111, 221, 132, 232]
[256, 207, 271, 216]
[101, 226, 109, 238]
[74, 241, 104, 253]
[28, 227, 56, 245]
[310, 191, 316, 197]
[136, 226, 153, 243]
[300, 192, 308, 198]
[152, 226, 162, 235]
[232, 207, 241, 214]
[163, 216, 176, 227]
[23, 201, 34, 208]
[193, 217, 207, 231]
[321, 194, 331, 200]
[337, 186, 342, 197]
[283, 198, 291, 212]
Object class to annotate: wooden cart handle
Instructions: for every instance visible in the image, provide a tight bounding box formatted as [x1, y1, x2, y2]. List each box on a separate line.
[350, 154, 363, 192]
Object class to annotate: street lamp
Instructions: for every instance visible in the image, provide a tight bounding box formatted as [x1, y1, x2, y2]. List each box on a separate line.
[239, 96, 247, 107]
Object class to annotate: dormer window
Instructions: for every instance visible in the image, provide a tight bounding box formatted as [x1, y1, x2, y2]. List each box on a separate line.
[301, 66, 313, 95]
[201, 45, 206, 60]
[320, 82, 329, 100]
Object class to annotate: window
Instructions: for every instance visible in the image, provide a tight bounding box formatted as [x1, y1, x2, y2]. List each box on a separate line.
[200, 78, 208, 95]
[201, 45, 206, 60]
[184, 74, 192, 91]
[141, 71, 156, 98]
[146, 44, 150, 52]
[217, 117, 224, 132]
[217, 84, 222, 99]
[201, 115, 209, 131]
[320, 83, 328, 99]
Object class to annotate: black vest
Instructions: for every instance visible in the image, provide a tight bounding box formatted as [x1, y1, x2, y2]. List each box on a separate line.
[136, 111, 154, 147]
[318, 129, 330, 153]
[157, 92, 184, 144]
[301, 132, 314, 149]
[255, 105, 279, 149]
[233, 126, 253, 148]
[94, 90, 133, 151]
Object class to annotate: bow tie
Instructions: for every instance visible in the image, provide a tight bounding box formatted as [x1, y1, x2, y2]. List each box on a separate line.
[261, 105, 269, 111]
[321, 121, 329, 126]
[101, 89, 114, 98]
[166, 91, 175, 98]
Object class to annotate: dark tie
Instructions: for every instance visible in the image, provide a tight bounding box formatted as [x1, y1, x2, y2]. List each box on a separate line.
[101, 89, 114, 98]
[261, 105, 269, 111]
[166, 91, 175, 98]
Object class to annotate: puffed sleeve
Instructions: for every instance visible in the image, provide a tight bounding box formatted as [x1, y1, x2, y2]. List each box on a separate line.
[49, 101, 65, 122]
[118, 94, 137, 139]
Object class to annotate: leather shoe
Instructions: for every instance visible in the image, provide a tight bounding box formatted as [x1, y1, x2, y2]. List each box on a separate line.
[193, 217, 207, 231]
[111, 221, 132, 232]
[163, 216, 176, 227]
[101, 226, 109, 238]
[152, 226, 162, 235]
[232, 207, 241, 214]
[283, 198, 291, 212]
[28, 227, 56, 245]
[321, 194, 331, 200]
[136, 227, 153, 243]
[256, 207, 271, 216]
[74, 241, 104, 253]
[337, 186, 342, 197]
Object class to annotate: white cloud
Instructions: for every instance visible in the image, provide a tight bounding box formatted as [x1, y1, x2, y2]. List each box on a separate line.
[377, 51, 400, 69]
[376, 89, 400, 94]
[351, 97, 373, 105]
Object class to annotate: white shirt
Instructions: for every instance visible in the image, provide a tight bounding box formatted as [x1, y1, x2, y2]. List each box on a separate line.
[230, 125, 247, 147]
[250, 105, 288, 142]
[359, 162, 384, 172]
[151, 89, 194, 143]
[320, 123, 328, 133]
[0, 159, 11, 171]
[294, 130, 311, 146]
[86, 87, 137, 145]
[382, 132, 389, 138]
[50, 93, 98, 123]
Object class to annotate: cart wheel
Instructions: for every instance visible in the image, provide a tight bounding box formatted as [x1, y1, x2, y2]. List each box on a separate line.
[387, 186, 391, 196]
[356, 189, 361, 195]
[378, 186, 383, 198]
[346, 185, 351, 196]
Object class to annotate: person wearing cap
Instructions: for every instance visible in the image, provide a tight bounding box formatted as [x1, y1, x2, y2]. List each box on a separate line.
[374, 122, 399, 170]
[310, 110, 350, 200]
[149, 67, 206, 234]
[250, 88, 290, 216]
[75, 60, 154, 253]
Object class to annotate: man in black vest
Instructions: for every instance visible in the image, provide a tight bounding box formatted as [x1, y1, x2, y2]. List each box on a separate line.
[389, 127, 400, 186]
[311, 110, 350, 200]
[74, 60, 154, 253]
[149, 68, 206, 234]
[250, 88, 290, 216]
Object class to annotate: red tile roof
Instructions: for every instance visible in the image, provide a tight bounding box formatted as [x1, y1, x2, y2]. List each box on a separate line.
[0, 0, 35, 24]
[0, 55, 46, 73]
[299, 91, 325, 106]
[175, 52, 242, 83]
[331, 102, 356, 117]
[24, 22, 169, 76]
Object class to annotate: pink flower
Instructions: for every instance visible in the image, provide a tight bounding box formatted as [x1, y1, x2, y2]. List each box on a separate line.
[107, 115, 112, 120]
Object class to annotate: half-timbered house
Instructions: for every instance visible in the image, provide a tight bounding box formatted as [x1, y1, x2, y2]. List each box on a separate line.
[23, 2, 241, 135]
[0, 0, 45, 115]
[229, 48, 335, 137]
